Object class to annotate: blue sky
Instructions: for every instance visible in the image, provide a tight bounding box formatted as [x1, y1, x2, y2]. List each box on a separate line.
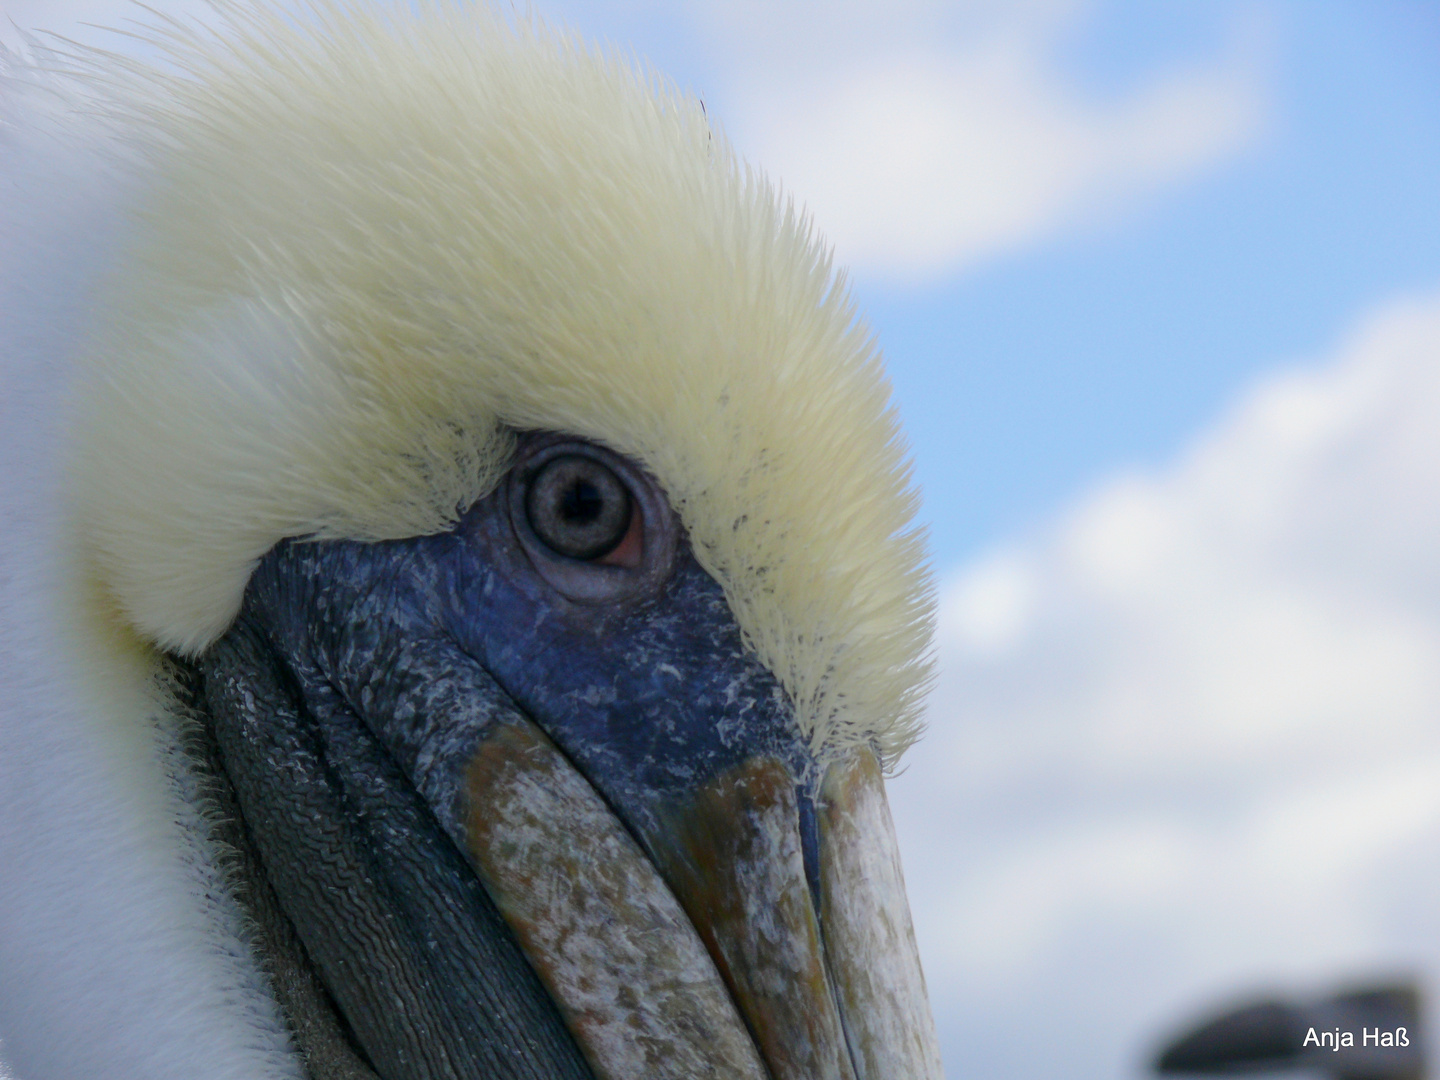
[4, 3, 1440, 1078]
[872, 0, 1440, 565]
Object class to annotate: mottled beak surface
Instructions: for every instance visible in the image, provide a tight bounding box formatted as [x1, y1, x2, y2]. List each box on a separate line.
[463, 724, 940, 1080]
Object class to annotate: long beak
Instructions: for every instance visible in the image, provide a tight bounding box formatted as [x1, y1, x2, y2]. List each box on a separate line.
[461, 716, 942, 1080]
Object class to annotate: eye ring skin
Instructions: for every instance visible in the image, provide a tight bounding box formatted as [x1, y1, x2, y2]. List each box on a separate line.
[505, 434, 680, 606]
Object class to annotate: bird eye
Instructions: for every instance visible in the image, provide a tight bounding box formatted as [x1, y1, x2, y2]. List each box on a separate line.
[525, 455, 633, 561]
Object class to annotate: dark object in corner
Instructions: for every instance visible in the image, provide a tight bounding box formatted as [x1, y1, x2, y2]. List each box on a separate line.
[1154, 982, 1423, 1080]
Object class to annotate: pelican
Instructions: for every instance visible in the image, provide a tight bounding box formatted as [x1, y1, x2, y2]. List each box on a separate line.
[0, 4, 940, 1078]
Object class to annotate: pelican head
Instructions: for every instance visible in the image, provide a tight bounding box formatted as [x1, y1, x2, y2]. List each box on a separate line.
[0, 4, 940, 1079]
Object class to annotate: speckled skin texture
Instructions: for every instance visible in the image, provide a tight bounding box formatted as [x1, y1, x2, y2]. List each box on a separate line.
[197, 439, 825, 1078]
[170, 672, 380, 1080]
[203, 624, 592, 1080]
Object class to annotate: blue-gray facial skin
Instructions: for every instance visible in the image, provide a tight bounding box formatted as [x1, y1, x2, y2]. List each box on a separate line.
[238, 432, 815, 852]
[198, 432, 827, 1079]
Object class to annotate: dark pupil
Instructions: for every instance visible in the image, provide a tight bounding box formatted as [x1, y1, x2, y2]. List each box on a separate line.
[561, 480, 604, 524]
[525, 454, 632, 560]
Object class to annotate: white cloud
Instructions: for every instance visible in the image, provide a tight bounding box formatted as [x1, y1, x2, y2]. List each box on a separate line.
[941, 552, 1039, 657]
[702, 1, 1269, 281]
[889, 291, 1440, 1078]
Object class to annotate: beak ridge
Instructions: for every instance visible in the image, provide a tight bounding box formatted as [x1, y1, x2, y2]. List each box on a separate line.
[819, 748, 944, 1080]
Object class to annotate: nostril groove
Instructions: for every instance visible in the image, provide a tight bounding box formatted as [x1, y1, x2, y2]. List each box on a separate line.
[795, 781, 824, 918]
